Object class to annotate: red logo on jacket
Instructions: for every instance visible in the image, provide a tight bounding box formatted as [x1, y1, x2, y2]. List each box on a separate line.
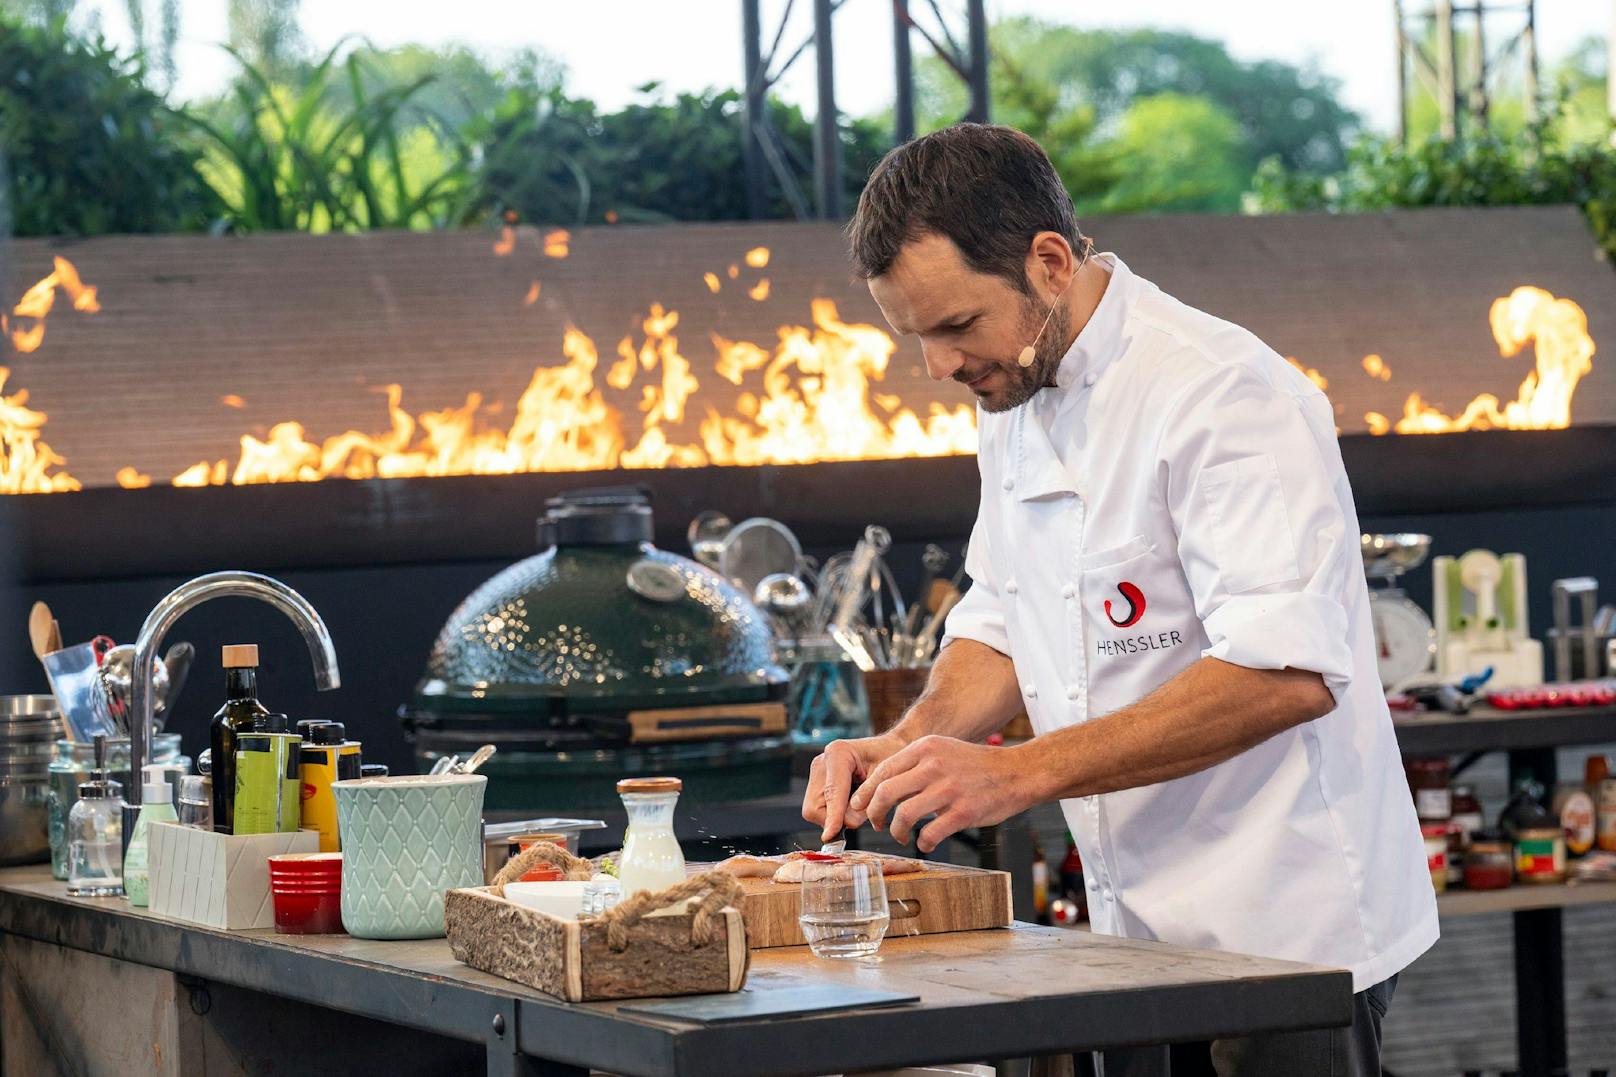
[1105, 582, 1146, 628]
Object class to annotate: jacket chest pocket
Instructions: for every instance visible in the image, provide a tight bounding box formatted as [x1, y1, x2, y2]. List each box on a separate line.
[1081, 538, 1202, 717]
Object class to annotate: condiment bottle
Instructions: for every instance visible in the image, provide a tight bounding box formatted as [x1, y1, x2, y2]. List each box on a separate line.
[1463, 828, 1514, 891]
[297, 721, 359, 852]
[1500, 780, 1566, 885]
[66, 736, 125, 897]
[1420, 824, 1449, 893]
[616, 776, 687, 898]
[123, 763, 178, 907]
[1405, 757, 1452, 823]
[261, 714, 302, 833]
[1553, 783, 1596, 858]
[209, 645, 271, 835]
[1590, 754, 1616, 853]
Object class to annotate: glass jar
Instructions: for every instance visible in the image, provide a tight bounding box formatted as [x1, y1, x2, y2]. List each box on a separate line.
[1464, 828, 1514, 890]
[1405, 757, 1451, 823]
[1514, 826, 1567, 885]
[781, 639, 871, 747]
[1420, 823, 1449, 894]
[66, 774, 125, 897]
[48, 734, 186, 880]
[616, 776, 686, 898]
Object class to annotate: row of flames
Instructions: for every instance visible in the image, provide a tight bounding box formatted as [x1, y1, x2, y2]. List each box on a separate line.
[0, 250, 1599, 495]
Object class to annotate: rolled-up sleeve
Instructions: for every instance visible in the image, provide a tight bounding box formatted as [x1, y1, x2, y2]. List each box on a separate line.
[1160, 363, 1357, 702]
[941, 513, 1010, 657]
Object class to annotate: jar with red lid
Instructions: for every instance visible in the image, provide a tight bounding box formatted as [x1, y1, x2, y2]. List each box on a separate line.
[1406, 758, 1452, 822]
[1463, 829, 1513, 891]
[1420, 823, 1449, 894]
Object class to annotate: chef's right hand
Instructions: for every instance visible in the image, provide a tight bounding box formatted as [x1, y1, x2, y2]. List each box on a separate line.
[803, 733, 907, 843]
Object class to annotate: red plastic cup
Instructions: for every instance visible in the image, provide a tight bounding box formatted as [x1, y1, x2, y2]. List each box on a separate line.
[269, 852, 344, 934]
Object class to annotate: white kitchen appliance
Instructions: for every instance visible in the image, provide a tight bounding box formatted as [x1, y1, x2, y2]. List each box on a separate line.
[1432, 549, 1543, 688]
[1361, 534, 1437, 690]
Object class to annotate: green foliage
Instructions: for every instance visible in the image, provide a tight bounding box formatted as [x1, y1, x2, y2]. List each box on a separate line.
[473, 83, 890, 225]
[1249, 112, 1616, 259]
[180, 41, 482, 232]
[1094, 93, 1248, 214]
[0, 14, 217, 235]
[916, 18, 1360, 205]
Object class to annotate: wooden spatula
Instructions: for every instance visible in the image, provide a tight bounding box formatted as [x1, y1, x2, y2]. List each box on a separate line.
[27, 602, 53, 659]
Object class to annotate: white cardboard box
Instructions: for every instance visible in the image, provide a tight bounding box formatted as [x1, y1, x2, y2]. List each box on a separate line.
[148, 821, 318, 930]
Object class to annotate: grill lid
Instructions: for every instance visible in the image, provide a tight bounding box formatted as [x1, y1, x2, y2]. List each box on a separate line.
[414, 487, 787, 715]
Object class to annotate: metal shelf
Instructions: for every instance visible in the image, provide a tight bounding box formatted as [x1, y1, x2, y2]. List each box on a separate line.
[1392, 705, 1616, 756]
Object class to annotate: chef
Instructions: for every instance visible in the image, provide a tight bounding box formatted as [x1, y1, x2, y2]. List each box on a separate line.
[804, 124, 1437, 1076]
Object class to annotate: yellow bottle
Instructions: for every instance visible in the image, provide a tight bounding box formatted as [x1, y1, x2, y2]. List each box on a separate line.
[297, 721, 361, 852]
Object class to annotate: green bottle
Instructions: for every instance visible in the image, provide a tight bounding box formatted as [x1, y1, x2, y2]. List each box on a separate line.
[209, 644, 271, 835]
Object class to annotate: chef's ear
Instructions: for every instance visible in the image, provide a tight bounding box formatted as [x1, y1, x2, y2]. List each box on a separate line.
[1025, 231, 1079, 301]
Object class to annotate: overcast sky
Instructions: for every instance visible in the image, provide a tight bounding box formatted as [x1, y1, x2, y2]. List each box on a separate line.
[91, 0, 1607, 133]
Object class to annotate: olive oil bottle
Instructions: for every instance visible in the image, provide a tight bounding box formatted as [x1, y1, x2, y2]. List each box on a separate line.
[209, 644, 271, 834]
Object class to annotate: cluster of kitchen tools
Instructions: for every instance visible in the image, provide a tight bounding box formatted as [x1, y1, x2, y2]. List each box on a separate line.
[689, 511, 966, 670]
[26, 600, 193, 741]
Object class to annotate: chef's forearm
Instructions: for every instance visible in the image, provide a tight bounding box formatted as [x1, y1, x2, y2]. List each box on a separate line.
[1023, 657, 1335, 801]
[890, 638, 1023, 746]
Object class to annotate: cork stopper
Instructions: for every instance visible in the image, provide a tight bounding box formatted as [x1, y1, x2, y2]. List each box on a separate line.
[617, 776, 682, 794]
[221, 644, 259, 668]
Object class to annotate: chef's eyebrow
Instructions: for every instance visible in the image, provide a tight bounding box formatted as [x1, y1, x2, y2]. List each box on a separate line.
[911, 309, 983, 335]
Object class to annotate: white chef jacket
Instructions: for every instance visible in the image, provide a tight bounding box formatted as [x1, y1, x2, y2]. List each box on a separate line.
[943, 254, 1438, 991]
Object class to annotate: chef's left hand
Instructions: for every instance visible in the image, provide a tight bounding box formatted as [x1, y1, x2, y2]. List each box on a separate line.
[848, 735, 1035, 853]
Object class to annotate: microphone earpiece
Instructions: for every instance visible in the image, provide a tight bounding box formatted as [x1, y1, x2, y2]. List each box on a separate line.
[1013, 239, 1093, 372]
[1017, 345, 1036, 368]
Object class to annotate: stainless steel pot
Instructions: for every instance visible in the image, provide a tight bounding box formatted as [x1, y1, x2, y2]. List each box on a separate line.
[0, 696, 63, 866]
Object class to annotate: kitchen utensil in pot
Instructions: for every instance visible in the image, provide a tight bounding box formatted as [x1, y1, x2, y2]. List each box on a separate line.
[719, 517, 803, 597]
[42, 642, 118, 742]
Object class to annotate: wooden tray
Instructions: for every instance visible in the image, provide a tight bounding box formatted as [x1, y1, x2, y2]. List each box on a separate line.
[701, 859, 1013, 949]
[445, 886, 749, 1002]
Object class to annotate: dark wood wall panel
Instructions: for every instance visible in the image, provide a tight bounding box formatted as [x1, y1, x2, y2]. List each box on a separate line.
[4, 206, 1612, 491]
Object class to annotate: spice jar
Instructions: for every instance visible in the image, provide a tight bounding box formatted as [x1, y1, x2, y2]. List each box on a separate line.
[1420, 823, 1449, 894]
[1405, 758, 1451, 822]
[1463, 828, 1513, 891]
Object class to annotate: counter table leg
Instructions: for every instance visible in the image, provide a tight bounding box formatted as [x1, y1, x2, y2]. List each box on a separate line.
[1513, 906, 1567, 1077]
[487, 1002, 586, 1077]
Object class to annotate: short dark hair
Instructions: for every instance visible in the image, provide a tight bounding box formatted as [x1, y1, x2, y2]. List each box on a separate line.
[848, 123, 1084, 293]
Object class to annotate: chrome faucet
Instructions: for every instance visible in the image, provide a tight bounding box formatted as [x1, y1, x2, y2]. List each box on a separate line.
[126, 572, 340, 837]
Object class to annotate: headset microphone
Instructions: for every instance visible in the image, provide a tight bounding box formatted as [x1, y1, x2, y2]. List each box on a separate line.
[1016, 239, 1093, 368]
[1017, 276, 1073, 368]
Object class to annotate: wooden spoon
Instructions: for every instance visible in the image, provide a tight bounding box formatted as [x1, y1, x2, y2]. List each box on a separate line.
[27, 602, 53, 659]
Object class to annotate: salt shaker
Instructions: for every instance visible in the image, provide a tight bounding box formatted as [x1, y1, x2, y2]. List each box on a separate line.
[66, 735, 125, 897]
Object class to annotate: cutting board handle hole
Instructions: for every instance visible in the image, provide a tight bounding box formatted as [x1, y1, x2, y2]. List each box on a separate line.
[888, 898, 921, 921]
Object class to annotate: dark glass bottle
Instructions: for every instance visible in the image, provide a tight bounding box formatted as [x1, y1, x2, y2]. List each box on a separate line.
[209, 644, 270, 834]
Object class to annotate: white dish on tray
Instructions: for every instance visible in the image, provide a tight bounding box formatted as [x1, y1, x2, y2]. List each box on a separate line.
[500, 881, 590, 918]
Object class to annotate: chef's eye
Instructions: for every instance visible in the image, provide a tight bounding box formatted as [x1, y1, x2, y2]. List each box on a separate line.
[943, 317, 977, 334]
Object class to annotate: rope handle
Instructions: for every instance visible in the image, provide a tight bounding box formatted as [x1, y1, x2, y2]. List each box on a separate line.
[591, 870, 742, 953]
[490, 841, 596, 894]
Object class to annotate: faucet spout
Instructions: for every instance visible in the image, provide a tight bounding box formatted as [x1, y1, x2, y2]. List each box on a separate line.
[128, 571, 340, 811]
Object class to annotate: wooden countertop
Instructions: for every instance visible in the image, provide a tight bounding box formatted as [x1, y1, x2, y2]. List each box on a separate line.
[0, 865, 1351, 1076]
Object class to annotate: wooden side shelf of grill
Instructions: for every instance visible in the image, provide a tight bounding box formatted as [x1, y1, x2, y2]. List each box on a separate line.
[626, 702, 787, 743]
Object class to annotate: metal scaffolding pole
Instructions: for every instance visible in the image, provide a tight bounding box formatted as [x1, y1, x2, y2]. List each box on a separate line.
[964, 0, 989, 123]
[812, 0, 843, 219]
[1396, 0, 1539, 143]
[741, 0, 768, 219]
[1436, 0, 1458, 139]
[893, 0, 915, 143]
[1393, 0, 1409, 145]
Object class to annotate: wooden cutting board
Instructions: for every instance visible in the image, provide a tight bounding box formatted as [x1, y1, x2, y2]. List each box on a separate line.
[695, 859, 1013, 949]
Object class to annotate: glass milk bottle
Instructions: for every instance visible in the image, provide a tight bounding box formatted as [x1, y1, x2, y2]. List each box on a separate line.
[616, 777, 686, 897]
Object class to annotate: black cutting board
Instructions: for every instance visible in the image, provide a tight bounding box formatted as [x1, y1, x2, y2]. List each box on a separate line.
[618, 985, 920, 1024]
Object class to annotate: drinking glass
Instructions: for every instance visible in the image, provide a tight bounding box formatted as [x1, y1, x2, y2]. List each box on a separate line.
[798, 860, 890, 958]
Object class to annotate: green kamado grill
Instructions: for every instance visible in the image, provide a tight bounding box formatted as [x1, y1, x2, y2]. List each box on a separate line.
[403, 487, 792, 809]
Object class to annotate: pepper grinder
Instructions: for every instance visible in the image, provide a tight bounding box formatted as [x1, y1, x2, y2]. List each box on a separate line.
[65, 735, 126, 897]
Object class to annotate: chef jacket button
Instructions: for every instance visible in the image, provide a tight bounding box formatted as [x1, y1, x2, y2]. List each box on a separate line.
[1084, 372, 1097, 388]
[1005, 579, 1019, 595]
[1102, 889, 1113, 902]
[1061, 584, 1076, 600]
[1023, 684, 1038, 700]
[1002, 475, 1015, 491]
[1066, 686, 1081, 702]
[1087, 877, 1099, 892]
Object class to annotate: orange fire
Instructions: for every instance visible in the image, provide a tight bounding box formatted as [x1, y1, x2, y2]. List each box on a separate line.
[1374, 286, 1593, 434]
[4, 257, 99, 354]
[0, 368, 80, 493]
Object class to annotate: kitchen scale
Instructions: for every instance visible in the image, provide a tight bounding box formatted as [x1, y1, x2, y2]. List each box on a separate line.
[1361, 533, 1437, 690]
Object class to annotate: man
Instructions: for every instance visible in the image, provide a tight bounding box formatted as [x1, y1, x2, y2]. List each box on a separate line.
[803, 125, 1436, 1076]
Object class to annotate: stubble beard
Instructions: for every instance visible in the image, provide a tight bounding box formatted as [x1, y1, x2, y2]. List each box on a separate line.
[976, 298, 1071, 414]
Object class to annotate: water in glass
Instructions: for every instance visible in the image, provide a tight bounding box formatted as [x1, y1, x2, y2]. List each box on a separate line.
[799, 860, 890, 958]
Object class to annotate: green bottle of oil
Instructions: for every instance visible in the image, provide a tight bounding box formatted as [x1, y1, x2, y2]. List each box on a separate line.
[209, 644, 270, 835]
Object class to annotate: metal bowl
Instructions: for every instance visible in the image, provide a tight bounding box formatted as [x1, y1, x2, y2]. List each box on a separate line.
[0, 776, 51, 866]
[1361, 533, 1433, 579]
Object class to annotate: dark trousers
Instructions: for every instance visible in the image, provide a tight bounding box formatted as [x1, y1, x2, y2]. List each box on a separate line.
[1100, 975, 1397, 1077]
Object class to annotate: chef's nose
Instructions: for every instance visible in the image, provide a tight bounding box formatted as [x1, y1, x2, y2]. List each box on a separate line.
[919, 339, 966, 382]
